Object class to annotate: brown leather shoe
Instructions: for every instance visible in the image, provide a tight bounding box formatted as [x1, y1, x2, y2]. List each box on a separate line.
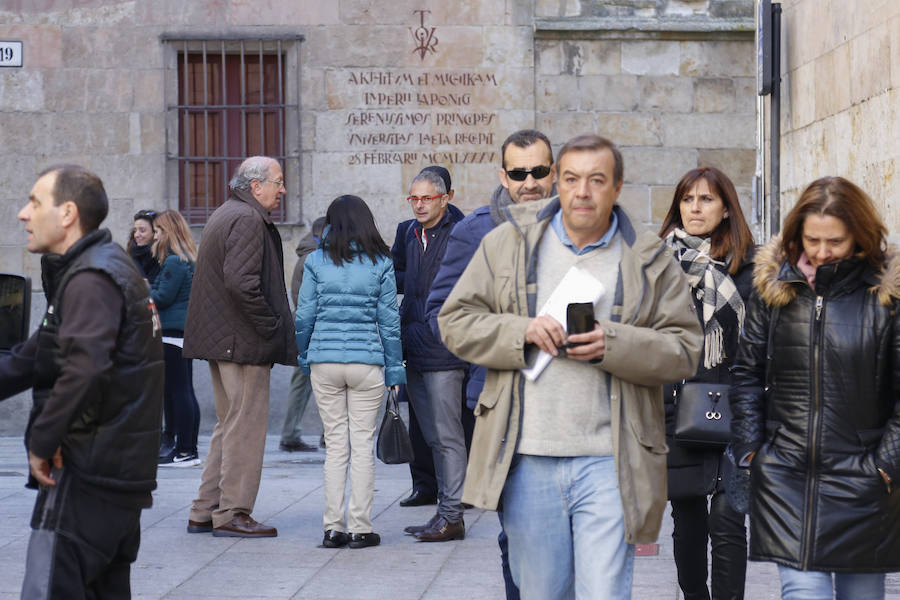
[403, 512, 440, 535]
[187, 519, 213, 534]
[212, 513, 277, 538]
[414, 516, 465, 542]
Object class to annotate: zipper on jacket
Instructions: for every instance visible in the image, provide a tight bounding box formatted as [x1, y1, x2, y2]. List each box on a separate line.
[802, 294, 824, 567]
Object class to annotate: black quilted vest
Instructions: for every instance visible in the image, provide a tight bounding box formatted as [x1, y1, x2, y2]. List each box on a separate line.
[28, 229, 164, 494]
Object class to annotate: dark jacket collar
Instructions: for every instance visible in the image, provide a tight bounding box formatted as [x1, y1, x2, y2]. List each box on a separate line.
[416, 203, 464, 233]
[41, 229, 111, 299]
[231, 186, 272, 224]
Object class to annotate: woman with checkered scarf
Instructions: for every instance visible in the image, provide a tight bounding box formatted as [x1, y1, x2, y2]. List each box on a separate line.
[658, 167, 756, 600]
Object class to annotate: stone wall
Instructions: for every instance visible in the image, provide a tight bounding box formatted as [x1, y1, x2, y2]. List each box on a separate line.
[777, 0, 900, 230]
[0, 0, 754, 435]
[533, 0, 756, 226]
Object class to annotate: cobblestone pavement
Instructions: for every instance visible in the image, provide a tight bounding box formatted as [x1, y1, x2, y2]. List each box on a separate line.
[0, 435, 897, 599]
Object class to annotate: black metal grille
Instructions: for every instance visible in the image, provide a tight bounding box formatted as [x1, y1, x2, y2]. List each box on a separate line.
[163, 36, 302, 225]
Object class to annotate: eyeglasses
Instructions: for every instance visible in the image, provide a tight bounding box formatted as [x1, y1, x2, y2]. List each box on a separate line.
[134, 210, 157, 221]
[407, 194, 444, 205]
[264, 179, 284, 187]
[504, 165, 553, 182]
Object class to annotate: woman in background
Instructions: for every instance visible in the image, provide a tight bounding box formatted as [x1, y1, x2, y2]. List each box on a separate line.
[731, 177, 900, 599]
[129, 208, 169, 453]
[151, 210, 201, 467]
[128, 209, 160, 284]
[295, 195, 405, 549]
[658, 167, 754, 599]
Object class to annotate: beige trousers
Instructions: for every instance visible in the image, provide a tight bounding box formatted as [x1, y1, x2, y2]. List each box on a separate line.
[189, 360, 270, 527]
[310, 362, 384, 533]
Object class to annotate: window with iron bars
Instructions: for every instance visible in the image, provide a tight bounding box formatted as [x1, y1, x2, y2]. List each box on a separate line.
[162, 35, 302, 225]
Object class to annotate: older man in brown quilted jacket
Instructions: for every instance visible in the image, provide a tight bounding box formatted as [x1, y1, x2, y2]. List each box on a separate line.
[183, 156, 298, 538]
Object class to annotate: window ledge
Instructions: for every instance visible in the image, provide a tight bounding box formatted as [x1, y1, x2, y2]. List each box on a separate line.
[534, 16, 753, 40]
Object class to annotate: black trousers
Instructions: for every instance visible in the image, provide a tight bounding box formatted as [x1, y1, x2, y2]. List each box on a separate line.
[163, 343, 200, 454]
[405, 384, 437, 495]
[670, 491, 748, 600]
[23, 471, 143, 599]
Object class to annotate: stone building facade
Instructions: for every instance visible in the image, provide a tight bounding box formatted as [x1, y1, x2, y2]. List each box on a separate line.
[0, 0, 754, 433]
[773, 0, 900, 230]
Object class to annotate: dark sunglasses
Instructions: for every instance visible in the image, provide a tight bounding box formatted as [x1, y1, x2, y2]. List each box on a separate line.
[504, 165, 552, 182]
[134, 210, 157, 221]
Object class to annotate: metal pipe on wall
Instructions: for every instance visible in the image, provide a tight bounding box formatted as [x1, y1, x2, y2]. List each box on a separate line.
[769, 3, 782, 237]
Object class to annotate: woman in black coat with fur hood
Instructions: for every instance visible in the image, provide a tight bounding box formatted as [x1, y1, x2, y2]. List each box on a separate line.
[731, 176, 900, 599]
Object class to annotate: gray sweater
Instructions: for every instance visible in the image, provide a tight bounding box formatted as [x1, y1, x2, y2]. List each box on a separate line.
[518, 228, 622, 457]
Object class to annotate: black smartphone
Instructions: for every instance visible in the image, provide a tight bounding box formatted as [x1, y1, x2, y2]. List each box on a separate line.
[566, 302, 595, 347]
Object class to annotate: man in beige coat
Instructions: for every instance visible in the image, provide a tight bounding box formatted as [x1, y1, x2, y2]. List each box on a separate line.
[438, 134, 703, 599]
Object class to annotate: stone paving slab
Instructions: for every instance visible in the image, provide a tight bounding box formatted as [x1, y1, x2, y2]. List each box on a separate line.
[0, 435, 898, 599]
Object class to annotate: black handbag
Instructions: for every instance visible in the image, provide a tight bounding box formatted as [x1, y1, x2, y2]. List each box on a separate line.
[376, 388, 414, 464]
[673, 382, 732, 447]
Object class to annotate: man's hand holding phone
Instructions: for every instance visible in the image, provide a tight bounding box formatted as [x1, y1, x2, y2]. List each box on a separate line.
[565, 327, 606, 361]
[565, 302, 605, 362]
[525, 302, 605, 361]
[525, 315, 567, 356]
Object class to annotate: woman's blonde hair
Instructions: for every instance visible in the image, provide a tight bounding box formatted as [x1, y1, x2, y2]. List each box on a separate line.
[152, 210, 198, 263]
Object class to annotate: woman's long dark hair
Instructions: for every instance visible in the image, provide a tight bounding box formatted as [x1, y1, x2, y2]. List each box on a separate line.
[323, 195, 390, 267]
[658, 167, 754, 275]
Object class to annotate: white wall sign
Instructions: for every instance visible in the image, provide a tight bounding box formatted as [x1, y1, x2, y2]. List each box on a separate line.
[0, 41, 23, 67]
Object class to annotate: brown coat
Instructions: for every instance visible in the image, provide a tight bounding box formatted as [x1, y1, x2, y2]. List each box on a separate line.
[438, 198, 703, 544]
[183, 192, 298, 366]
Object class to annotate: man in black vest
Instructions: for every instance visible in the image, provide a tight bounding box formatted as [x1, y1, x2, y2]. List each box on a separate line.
[0, 165, 164, 598]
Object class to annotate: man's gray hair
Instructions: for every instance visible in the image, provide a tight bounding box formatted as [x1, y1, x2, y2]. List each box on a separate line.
[409, 169, 446, 195]
[229, 156, 276, 192]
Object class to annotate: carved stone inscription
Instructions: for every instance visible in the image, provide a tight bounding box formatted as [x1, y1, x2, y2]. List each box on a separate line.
[342, 70, 502, 166]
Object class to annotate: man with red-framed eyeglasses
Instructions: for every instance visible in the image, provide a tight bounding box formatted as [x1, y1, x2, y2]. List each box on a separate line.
[392, 165, 468, 543]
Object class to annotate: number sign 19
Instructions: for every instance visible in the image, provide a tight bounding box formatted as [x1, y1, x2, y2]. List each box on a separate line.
[0, 42, 23, 67]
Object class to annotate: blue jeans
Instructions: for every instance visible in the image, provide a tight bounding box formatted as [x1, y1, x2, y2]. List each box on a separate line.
[778, 565, 885, 600]
[498, 510, 520, 600]
[502, 454, 634, 600]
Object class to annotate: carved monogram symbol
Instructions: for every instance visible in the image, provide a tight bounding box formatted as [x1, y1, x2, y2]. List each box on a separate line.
[410, 9, 438, 61]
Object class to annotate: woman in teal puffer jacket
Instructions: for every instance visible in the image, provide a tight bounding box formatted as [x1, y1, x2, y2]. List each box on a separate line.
[150, 210, 201, 467]
[295, 195, 405, 550]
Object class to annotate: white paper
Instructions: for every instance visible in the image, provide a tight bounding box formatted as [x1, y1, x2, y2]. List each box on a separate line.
[162, 336, 184, 348]
[520, 265, 605, 382]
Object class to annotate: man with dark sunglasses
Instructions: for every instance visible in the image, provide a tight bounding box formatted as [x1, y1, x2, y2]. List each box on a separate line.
[424, 129, 555, 599]
[499, 137, 556, 205]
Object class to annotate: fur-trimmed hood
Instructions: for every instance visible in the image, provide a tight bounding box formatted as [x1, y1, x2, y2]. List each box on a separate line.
[753, 235, 900, 307]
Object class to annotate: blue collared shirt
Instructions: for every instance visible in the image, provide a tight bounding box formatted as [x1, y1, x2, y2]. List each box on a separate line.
[550, 208, 619, 255]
